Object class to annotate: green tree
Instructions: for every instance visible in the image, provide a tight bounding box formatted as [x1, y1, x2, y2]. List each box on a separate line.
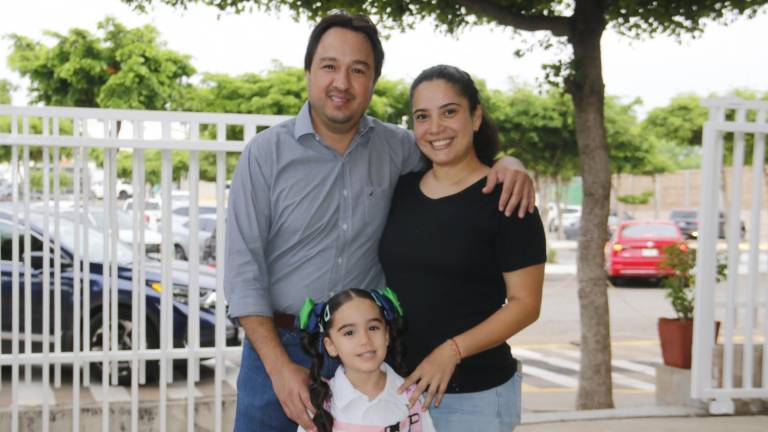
[6, 17, 196, 178]
[0, 79, 13, 104]
[7, 16, 195, 109]
[642, 94, 708, 149]
[122, 0, 768, 408]
[491, 86, 578, 238]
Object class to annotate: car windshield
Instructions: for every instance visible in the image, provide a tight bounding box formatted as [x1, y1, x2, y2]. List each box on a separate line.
[621, 224, 679, 239]
[670, 210, 696, 219]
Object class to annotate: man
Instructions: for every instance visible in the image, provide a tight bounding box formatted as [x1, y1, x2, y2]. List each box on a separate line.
[225, 12, 535, 432]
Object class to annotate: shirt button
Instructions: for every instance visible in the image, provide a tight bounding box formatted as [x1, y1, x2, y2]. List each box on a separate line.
[341, 223, 348, 230]
[337, 257, 343, 264]
[342, 190, 348, 196]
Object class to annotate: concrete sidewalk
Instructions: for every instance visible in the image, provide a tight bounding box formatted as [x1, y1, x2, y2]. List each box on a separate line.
[518, 415, 768, 431]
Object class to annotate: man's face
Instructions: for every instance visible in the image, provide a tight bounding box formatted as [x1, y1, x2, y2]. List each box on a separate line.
[306, 27, 376, 136]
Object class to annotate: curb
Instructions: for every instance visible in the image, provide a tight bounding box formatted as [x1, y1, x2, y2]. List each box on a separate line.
[521, 406, 706, 424]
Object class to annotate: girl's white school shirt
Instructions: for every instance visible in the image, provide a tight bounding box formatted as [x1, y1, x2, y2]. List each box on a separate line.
[297, 362, 436, 431]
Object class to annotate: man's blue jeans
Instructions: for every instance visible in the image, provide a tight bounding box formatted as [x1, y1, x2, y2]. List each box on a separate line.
[234, 328, 339, 432]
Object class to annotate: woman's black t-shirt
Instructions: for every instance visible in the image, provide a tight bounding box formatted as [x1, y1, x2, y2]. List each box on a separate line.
[379, 171, 546, 393]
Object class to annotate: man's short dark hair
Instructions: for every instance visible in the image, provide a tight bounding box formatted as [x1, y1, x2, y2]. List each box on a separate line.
[304, 12, 384, 82]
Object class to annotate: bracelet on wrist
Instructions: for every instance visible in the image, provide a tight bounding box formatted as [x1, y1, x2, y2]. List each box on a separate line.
[448, 337, 463, 364]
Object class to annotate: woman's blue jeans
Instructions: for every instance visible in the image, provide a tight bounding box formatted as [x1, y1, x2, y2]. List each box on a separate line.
[429, 371, 522, 432]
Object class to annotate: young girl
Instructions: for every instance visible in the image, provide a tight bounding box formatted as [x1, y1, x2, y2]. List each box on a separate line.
[298, 288, 436, 432]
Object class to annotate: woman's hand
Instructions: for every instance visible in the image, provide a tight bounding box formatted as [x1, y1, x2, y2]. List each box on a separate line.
[398, 340, 460, 410]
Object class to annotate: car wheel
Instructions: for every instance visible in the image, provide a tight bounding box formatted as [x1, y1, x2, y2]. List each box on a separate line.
[89, 306, 159, 385]
[118, 190, 130, 200]
[174, 244, 187, 261]
[608, 277, 623, 287]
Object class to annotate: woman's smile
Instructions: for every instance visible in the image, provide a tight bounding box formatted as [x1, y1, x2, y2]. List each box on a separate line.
[428, 138, 454, 150]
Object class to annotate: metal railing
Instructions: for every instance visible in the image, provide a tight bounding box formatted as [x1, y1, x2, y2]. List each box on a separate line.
[692, 98, 768, 413]
[0, 104, 290, 432]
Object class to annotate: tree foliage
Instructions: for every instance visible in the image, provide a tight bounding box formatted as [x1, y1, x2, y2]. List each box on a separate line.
[7, 16, 195, 109]
[492, 86, 578, 180]
[642, 94, 708, 148]
[0, 79, 14, 104]
[124, 1, 767, 40]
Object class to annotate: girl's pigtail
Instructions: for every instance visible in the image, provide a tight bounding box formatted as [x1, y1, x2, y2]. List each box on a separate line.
[300, 330, 333, 432]
[388, 315, 407, 376]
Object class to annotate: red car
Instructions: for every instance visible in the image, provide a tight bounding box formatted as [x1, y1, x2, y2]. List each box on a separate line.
[606, 220, 687, 285]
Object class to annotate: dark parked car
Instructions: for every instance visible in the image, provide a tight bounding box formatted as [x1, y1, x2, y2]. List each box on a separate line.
[563, 210, 633, 240]
[0, 211, 238, 384]
[668, 208, 745, 240]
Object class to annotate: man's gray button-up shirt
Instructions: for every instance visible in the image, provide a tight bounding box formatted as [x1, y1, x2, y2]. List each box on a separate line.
[224, 102, 423, 318]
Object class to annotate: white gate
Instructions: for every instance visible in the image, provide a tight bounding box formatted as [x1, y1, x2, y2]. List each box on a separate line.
[0, 105, 289, 431]
[691, 98, 768, 413]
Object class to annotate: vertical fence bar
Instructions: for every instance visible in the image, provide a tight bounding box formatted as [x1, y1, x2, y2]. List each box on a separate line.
[159, 146, 173, 430]
[110, 130, 120, 392]
[135, 121, 148, 386]
[83, 142, 92, 387]
[131, 145, 142, 432]
[11, 142, 19, 432]
[53, 141, 62, 388]
[72, 144, 82, 432]
[22, 143, 31, 385]
[692, 118, 721, 398]
[162, 120, 174, 384]
[100, 121, 112, 430]
[42, 141, 51, 432]
[105, 146, 116, 429]
[726, 109, 746, 388]
[187, 145, 200, 432]
[744, 120, 764, 390]
[214, 145, 227, 432]
[190, 122, 201, 385]
[722, 110, 745, 391]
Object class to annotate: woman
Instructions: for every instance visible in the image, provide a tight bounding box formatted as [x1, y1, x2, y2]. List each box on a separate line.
[379, 65, 546, 431]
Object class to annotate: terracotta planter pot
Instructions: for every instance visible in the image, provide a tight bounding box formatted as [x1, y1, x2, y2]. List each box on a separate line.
[658, 318, 693, 368]
[658, 318, 720, 369]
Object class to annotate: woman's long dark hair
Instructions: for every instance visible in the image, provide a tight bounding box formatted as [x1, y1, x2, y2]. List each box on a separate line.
[300, 288, 405, 432]
[409, 64, 500, 166]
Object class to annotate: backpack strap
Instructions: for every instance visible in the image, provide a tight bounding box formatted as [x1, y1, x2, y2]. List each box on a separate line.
[395, 385, 423, 432]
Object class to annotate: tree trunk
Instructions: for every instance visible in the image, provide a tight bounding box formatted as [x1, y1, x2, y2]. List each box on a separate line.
[567, 0, 614, 410]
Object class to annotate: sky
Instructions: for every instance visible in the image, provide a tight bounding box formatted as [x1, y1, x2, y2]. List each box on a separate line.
[2, 0, 767, 117]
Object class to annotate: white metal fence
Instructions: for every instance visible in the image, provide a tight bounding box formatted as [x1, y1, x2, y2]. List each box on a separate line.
[692, 98, 768, 413]
[0, 105, 289, 431]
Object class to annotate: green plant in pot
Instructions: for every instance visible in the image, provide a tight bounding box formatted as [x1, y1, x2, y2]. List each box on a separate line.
[658, 245, 726, 369]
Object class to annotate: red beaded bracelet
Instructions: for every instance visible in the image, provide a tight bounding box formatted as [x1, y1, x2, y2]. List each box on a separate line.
[448, 337, 463, 363]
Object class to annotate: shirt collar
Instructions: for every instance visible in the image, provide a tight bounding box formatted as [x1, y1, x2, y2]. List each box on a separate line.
[329, 362, 401, 411]
[293, 101, 376, 142]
